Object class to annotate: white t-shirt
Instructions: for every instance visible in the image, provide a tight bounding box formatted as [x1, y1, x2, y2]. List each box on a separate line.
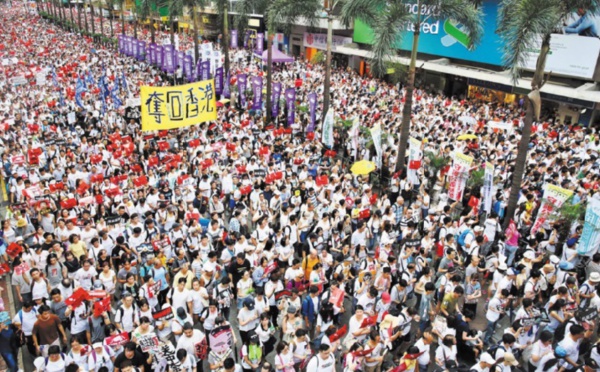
[530, 340, 553, 367]
[237, 308, 258, 332]
[169, 288, 192, 311]
[35, 354, 73, 372]
[415, 338, 431, 365]
[305, 354, 335, 372]
[486, 297, 503, 322]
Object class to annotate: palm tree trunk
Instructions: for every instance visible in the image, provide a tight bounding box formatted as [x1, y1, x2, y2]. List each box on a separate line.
[503, 34, 550, 229]
[109, 4, 114, 37]
[266, 32, 273, 123]
[120, 1, 125, 35]
[77, 2, 82, 30]
[170, 14, 175, 46]
[396, 0, 422, 173]
[223, 7, 230, 76]
[134, 19, 138, 38]
[90, 1, 96, 36]
[69, 2, 75, 30]
[84, 1, 89, 32]
[99, 3, 104, 38]
[193, 7, 199, 63]
[150, 15, 155, 44]
[323, 13, 333, 117]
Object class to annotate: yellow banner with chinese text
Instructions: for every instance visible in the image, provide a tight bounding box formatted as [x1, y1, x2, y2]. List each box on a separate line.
[141, 79, 217, 131]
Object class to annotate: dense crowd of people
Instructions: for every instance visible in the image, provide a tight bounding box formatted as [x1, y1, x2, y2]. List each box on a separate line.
[1, 2, 600, 372]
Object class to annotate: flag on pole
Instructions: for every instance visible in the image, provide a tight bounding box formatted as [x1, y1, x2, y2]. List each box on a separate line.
[322, 108, 334, 148]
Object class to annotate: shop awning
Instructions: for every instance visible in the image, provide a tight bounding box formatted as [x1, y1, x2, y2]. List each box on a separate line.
[334, 46, 600, 108]
[253, 46, 294, 64]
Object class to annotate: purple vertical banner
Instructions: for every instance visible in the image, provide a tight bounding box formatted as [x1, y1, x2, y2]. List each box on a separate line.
[196, 59, 203, 80]
[184, 55, 193, 82]
[156, 45, 164, 69]
[285, 88, 296, 126]
[201, 60, 211, 80]
[127, 37, 134, 56]
[231, 30, 238, 49]
[149, 43, 156, 65]
[177, 51, 185, 69]
[223, 72, 231, 99]
[238, 74, 247, 108]
[256, 33, 264, 55]
[164, 45, 174, 73]
[215, 67, 223, 96]
[252, 76, 263, 111]
[272, 82, 282, 118]
[243, 31, 250, 48]
[124, 36, 130, 55]
[118, 34, 124, 54]
[132, 39, 139, 59]
[138, 41, 146, 61]
[308, 93, 317, 132]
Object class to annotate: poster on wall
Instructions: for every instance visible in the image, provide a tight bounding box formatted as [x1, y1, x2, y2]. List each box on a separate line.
[520, 10, 600, 79]
[352, 0, 600, 80]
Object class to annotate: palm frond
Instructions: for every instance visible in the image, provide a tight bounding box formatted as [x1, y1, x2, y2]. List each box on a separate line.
[339, 0, 384, 28]
[497, 0, 562, 82]
[437, 0, 484, 48]
[369, 2, 412, 77]
[269, 0, 322, 29]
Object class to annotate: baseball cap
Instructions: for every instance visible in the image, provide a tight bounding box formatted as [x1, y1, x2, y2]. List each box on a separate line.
[381, 292, 391, 304]
[503, 352, 519, 366]
[243, 298, 255, 310]
[480, 353, 495, 365]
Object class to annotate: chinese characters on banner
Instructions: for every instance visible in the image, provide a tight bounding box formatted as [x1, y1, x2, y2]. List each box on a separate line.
[578, 197, 600, 256]
[256, 33, 264, 54]
[370, 123, 382, 167]
[137, 333, 160, 352]
[530, 184, 573, 235]
[252, 76, 263, 111]
[483, 162, 494, 214]
[231, 30, 238, 49]
[448, 152, 474, 201]
[322, 108, 334, 148]
[285, 88, 296, 126]
[307, 92, 317, 132]
[272, 82, 281, 118]
[238, 74, 247, 108]
[209, 325, 234, 353]
[141, 79, 217, 131]
[407, 137, 422, 184]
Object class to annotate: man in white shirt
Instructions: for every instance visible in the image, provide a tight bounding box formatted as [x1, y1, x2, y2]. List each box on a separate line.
[415, 331, 436, 372]
[176, 322, 205, 370]
[306, 344, 336, 372]
[558, 324, 585, 371]
[469, 353, 496, 372]
[484, 288, 508, 345]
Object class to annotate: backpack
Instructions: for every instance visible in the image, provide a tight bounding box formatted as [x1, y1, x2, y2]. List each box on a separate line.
[554, 319, 576, 343]
[91, 346, 112, 365]
[14, 311, 26, 347]
[487, 344, 506, 359]
[45, 352, 66, 366]
[457, 229, 473, 247]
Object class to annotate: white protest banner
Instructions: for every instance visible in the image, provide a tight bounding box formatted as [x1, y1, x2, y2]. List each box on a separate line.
[67, 112, 76, 124]
[488, 121, 513, 133]
[531, 184, 573, 235]
[137, 333, 160, 352]
[371, 123, 382, 168]
[322, 108, 334, 148]
[448, 152, 473, 201]
[35, 72, 46, 86]
[351, 117, 360, 159]
[578, 196, 600, 256]
[483, 162, 494, 214]
[407, 137, 422, 185]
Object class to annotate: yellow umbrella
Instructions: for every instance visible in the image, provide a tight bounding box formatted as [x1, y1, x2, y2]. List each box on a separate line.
[351, 160, 377, 175]
[457, 134, 478, 140]
[219, 98, 231, 103]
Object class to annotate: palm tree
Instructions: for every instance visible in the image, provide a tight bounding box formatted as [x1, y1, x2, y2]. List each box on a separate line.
[212, 0, 231, 81]
[99, 0, 105, 38]
[497, 0, 600, 228]
[69, 0, 75, 30]
[137, 0, 156, 45]
[88, 0, 96, 36]
[77, 0, 82, 30]
[341, 0, 482, 173]
[167, 0, 208, 64]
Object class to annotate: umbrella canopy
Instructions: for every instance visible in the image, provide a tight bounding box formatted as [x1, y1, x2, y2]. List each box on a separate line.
[457, 134, 478, 140]
[351, 160, 376, 175]
[253, 46, 294, 64]
[218, 98, 230, 103]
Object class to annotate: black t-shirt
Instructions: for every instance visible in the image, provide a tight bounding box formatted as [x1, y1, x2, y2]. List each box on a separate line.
[455, 319, 470, 345]
[114, 350, 145, 369]
[228, 259, 251, 284]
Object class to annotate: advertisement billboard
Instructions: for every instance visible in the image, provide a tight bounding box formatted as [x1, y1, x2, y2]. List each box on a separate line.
[352, 0, 600, 80]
